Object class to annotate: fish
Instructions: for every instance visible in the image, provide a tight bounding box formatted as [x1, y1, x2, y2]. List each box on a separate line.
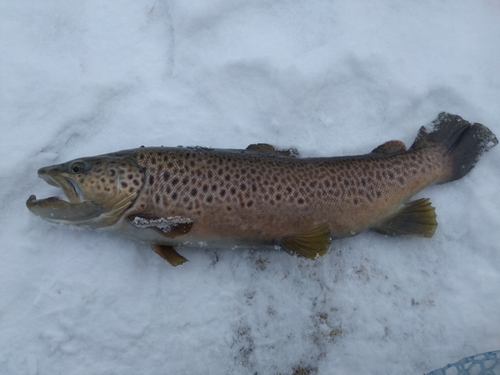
[26, 113, 497, 266]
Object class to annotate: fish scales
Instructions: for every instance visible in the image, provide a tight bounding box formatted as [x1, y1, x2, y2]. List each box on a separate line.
[26, 113, 498, 265]
[133, 146, 442, 241]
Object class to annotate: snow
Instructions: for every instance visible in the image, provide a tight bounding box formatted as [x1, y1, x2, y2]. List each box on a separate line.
[132, 216, 194, 233]
[1, 1, 499, 374]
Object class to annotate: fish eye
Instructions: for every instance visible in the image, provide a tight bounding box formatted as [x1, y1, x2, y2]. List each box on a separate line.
[70, 162, 84, 174]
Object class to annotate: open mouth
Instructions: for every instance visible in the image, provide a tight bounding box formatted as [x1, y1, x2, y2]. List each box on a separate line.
[26, 169, 103, 223]
[38, 168, 84, 204]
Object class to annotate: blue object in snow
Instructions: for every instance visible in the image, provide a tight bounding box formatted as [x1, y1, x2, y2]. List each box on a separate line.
[426, 350, 500, 375]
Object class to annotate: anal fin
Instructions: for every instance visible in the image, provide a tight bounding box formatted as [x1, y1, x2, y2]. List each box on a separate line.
[372, 198, 437, 238]
[281, 224, 331, 259]
[152, 244, 188, 266]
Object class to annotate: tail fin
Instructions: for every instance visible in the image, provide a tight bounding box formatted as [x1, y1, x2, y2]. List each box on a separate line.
[410, 112, 498, 184]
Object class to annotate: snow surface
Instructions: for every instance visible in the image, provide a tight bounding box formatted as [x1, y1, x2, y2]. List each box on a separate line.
[1, 1, 500, 374]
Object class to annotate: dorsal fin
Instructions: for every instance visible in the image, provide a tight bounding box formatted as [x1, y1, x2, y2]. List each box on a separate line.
[152, 244, 188, 266]
[371, 140, 406, 154]
[281, 224, 331, 259]
[246, 143, 299, 157]
[372, 198, 437, 237]
[128, 215, 193, 238]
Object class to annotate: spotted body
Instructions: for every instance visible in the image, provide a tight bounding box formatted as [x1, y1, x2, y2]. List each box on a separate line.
[133, 144, 432, 242]
[27, 113, 497, 265]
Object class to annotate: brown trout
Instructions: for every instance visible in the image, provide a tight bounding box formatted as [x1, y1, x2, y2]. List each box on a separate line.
[26, 113, 497, 266]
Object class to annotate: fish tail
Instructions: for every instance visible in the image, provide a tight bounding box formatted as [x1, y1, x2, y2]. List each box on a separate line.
[410, 112, 498, 184]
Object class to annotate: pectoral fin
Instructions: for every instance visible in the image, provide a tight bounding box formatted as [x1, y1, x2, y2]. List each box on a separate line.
[371, 140, 406, 154]
[128, 215, 193, 238]
[281, 224, 331, 259]
[246, 143, 299, 157]
[372, 198, 437, 237]
[152, 244, 188, 266]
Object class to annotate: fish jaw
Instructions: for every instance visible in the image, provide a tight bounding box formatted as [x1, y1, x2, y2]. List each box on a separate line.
[37, 166, 84, 204]
[27, 152, 145, 228]
[26, 166, 106, 225]
[26, 195, 105, 224]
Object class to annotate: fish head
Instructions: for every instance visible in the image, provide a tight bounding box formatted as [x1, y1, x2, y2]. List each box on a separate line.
[26, 151, 144, 228]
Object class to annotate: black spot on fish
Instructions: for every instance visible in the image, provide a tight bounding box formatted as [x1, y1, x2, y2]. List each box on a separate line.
[121, 182, 128, 188]
[172, 178, 179, 185]
[191, 188, 197, 196]
[149, 176, 154, 185]
[163, 172, 170, 181]
[298, 198, 304, 204]
[109, 169, 116, 177]
[172, 193, 178, 200]
[155, 194, 160, 204]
